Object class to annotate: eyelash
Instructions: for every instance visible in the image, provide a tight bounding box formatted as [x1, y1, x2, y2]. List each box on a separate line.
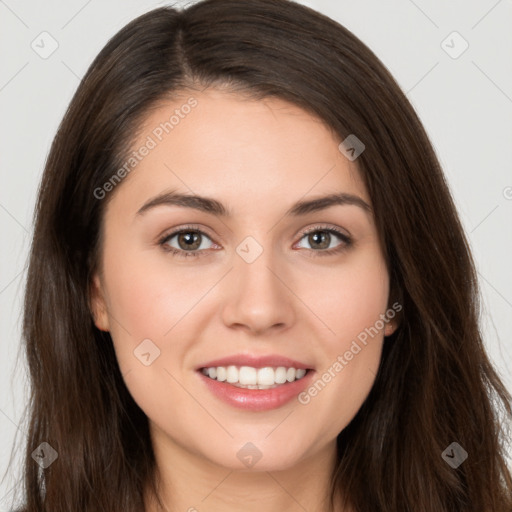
[158, 224, 353, 259]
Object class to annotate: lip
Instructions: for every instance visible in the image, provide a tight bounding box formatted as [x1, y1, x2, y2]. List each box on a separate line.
[197, 369, 316, 411]
[196, 353, 314, 371]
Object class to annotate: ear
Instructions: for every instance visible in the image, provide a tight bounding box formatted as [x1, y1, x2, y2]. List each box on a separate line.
[384, 279, 403, 337]
[384, 319, 398, 337]
[89, 272, 110, 332]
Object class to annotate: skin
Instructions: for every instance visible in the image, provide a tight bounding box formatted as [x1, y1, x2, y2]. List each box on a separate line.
[90, 88, 397, 512]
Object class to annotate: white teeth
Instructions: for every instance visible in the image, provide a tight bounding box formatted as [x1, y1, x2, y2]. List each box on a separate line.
[286, 367, 296, 382]
[239, 366, 257, 385]
[226, 365, 238, 383]
[216, 366, 227, 382]
[201, 365, 308, 387]
[257, 367, 275, 386]
[275, 367, 287, 384]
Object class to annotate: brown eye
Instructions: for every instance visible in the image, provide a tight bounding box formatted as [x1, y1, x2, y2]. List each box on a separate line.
[175, 231, 202, 251]
[159, 227, 215, 258]
[296, 227, 352, 256]
[307, 231, 331, 250]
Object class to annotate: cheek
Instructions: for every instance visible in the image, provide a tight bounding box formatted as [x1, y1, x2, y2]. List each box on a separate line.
[298, 246, 389, 348]
[294, 248, 389, 428]
[101, 247, 196, 416]
[102, 241, 195, 337]
[98, 238, 185, 381]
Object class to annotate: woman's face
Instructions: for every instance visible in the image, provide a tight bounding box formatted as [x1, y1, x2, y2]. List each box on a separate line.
[91, 88, 397, 471]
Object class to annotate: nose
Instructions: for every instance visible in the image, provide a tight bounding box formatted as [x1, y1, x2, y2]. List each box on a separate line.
[220, 243, 296, 336]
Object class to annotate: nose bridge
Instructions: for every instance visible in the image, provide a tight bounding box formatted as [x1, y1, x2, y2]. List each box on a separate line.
[236, 235, 276, 288]
[222, 233, 295, 333]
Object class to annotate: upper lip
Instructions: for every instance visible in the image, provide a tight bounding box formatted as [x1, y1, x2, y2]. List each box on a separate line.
[196, 353, 314, 370]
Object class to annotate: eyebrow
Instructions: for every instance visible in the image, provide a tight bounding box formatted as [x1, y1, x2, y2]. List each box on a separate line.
[135, 190, 372, 218]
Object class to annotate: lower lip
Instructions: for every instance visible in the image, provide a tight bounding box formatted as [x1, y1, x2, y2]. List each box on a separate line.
[197, 370, 316, 411]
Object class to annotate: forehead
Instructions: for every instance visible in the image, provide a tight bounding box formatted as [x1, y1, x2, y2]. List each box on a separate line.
[106, 88, 369, 216]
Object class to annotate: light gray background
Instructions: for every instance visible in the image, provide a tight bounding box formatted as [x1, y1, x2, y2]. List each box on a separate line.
[1, 0, 511, 508]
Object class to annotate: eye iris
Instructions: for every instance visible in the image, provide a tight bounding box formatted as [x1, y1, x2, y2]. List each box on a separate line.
[309, 231, 330, 249]
[178, 231, 201, 250]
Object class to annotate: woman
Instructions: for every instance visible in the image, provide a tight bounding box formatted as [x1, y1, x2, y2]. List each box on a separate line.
[9, 0, 512, 510]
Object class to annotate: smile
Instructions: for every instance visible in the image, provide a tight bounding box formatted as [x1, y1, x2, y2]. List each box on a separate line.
[197, 366, 316, 411]
[200, 365, 309, 389]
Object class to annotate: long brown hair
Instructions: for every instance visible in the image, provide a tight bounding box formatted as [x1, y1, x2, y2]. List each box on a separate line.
[6, 0, 511, 510]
